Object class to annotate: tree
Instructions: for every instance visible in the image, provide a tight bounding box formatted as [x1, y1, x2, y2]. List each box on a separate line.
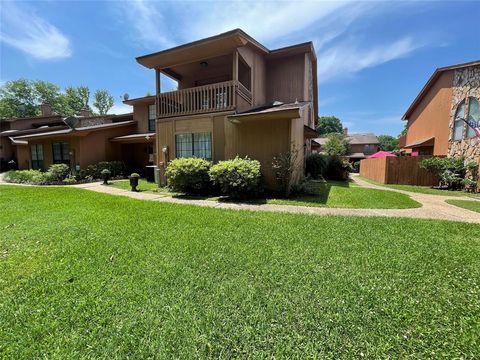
[63, 86, 90, 116]
[377, 135, 399, 151]
[323, 134, 349, 156]
[316, 116, 343, 136]
[93, 89, 114, 115]
[0, 79, 38, 118]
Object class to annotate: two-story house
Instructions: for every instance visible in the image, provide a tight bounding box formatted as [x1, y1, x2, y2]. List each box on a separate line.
[400, 60, 479, 165]
[126, 29, 318, 187]
[312, 129, 380, 162]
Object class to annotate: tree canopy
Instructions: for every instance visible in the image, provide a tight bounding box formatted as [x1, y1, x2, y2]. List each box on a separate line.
[316, 116, 343, 136]
[0, 79, 115, 119]
[323, 134, 349, 156]
[377, 135, 399, 151]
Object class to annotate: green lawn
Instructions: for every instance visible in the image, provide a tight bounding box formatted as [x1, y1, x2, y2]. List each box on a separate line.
[109, 179, 421, 209]
[446, 199, 480, 213]
[1, 185, 479, 358]
[358, 176, 480, 198]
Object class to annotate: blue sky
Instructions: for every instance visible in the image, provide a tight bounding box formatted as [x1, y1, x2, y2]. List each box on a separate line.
[1, 0, 479, 136]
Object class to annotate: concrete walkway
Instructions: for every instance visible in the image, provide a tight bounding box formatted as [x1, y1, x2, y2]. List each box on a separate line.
[69, 178, 480, 224]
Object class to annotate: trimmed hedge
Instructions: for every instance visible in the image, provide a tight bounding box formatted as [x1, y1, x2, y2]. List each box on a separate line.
[77, 161, 125, 180]
[4, 164, 73, 185]
[165, 157, 212, 194]
[305, 154, 350, 181]
[209, 156, 262, 198]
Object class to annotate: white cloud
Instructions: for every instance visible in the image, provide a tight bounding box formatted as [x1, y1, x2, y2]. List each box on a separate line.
[317, 37, 427, 83]
[108, 103, 133, 115]
[0, 1, 71, 60]
[116, 0, 175, 49]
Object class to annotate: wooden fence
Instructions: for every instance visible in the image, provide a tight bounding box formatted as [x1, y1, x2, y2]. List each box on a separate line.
[359, 156, 440, 186]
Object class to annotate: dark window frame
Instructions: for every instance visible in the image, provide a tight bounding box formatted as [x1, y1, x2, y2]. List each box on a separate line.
[31, 144, 44, 170]
[148, 104, 156, 132]
[175, 132, 212, 160]
[52, 142, 70, 165]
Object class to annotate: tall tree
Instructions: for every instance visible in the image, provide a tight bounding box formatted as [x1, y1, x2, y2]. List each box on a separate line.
[0, 79, 38, 118]
[93, 89, 114, 115]
[316, 116, 343, 136]
[377, 135, 399, 151]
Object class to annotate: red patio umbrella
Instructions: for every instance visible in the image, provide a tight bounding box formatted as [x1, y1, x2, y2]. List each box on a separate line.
[367, 151, 396, 159]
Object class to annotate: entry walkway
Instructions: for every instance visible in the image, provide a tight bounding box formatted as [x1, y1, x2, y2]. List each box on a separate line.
[71, 178, 480, 224]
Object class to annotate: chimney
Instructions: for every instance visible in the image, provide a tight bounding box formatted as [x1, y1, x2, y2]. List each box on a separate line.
[79, 107, 92, 117]
[343, 127, 348, 136]
[40, 103, 52, 116]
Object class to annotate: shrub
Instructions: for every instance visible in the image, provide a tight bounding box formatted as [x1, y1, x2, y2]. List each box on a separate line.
[323, 134, 349, 156]
[77, 161, 125, 180]
[420, 156, 478, 190]
[210, 156, 262, 198]
[62, 175, 77, 184]
[305, 153, 328, 179]
[272, 149, 300, 197]
[46, 163, 70, 182]
[291, 177, 323, 196]
[4, 170, 47, 184]
[166, 157, 211, 194]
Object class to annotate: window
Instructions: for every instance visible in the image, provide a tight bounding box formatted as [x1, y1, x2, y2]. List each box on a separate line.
[175, 132, 212, 159]
[364, 144, 376, 154]
[452, 101, 465, 141]
[467, 97, 479, 138]
[31, 144, 43, 170]
[52, 142, 70, 165]
[148, 104, 156, 132]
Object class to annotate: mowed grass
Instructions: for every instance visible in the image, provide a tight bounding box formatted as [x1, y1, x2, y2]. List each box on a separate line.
[1, 186, 479, 358]
[358, 176, 480, 198]
[110, 179, 421, 209]
[446, 199, 480, 213]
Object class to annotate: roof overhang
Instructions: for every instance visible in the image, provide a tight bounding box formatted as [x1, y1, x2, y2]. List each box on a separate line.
[304, 125, 319, 139]
[111, 132, 156, 143]
[227, 108, 300, 123]
[136, 29, 269, 69]
[123, 96, 156, 106]
[404, 136, 435, 148]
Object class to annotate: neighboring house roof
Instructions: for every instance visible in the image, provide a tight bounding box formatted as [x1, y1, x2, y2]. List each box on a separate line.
[0, 125, 69, 138]
[347, 133, 379, 145]
[402, 60, 480, 120]
[1, 114, 63, 123]
[313, 133, 379, 146]
[11, 120, 135, 141]
[346, 152, 366, 159]
[136, 28, 316, 69]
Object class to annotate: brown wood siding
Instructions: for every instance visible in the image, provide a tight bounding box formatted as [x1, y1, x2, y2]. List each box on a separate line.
[405, 71, 453, 155]
[360, 156, 439, 186]
[266, 54, 305, 104]
[133, 103, 153, 133]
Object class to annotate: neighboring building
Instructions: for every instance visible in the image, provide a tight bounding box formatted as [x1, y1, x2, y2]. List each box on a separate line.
[1, 104, 154, 174]
[129, 29, 318, 187]
[400, 60, 479, 164]
[312, 129, 380, 161]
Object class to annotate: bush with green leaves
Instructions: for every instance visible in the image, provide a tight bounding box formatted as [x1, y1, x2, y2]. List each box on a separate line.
[305, 153, 328, 179]
[46, 163, 70, 182]
[420, 156, 478, 190]
[166, 157, 211, 194]
[210, 156, 262, 198]
[323, 134, 349, 156]
[4, 170, 48, 184]
[77, 161, 125, 180]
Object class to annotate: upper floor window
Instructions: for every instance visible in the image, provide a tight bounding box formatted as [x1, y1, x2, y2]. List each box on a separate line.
[148, 104, 156, 132]
[467, 97, 479, 138]
[175, 132, 212, 160]
[52, 142, 70, 165]
[364, 144, 376, 154]
[452, 101, 465, 141]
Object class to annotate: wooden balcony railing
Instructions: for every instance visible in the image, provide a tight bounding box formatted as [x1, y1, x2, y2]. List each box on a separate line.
[157, 80, 252, 118]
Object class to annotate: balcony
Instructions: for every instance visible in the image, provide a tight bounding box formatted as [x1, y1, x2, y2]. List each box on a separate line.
[157, 80, 252, 118]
